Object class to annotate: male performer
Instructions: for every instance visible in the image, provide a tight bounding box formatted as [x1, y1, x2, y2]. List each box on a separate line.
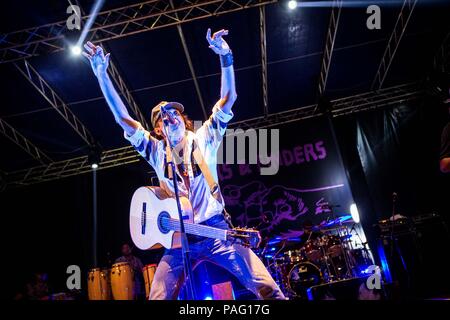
[83, 29, 286, 300]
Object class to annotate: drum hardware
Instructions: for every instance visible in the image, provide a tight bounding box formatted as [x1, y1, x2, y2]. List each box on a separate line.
[287, 262, 323, 295]
[260, 210, 375, 298]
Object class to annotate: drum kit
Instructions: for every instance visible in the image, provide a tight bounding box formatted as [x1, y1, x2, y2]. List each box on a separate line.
[258, 214, 372, 299]
[87, 262, 157, 300]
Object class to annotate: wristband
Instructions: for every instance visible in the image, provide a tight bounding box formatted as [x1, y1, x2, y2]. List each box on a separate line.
[220, 51, 233, 68]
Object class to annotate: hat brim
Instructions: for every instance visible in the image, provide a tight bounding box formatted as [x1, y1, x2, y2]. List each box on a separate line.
[151, 101, 185, 128]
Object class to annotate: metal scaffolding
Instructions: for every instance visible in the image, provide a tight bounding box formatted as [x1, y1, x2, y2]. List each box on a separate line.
[14, 60, 97, 147]
[371, 0, 418, 90]
[1, 0, 280, 189]
[0, 0, 438, 190]
[170, 0, 208, 120]
[0, 117, 52, 165]
[3, 82, 424, 189]
[0, 0, 278, 64]
[317, 0, 342, 97]
[433, 32, 450, 73]
[104, 52, 152, 130]
[5, 146, 140, 188]
[259, 5, 269, 116]
[76, 1, 151, 131]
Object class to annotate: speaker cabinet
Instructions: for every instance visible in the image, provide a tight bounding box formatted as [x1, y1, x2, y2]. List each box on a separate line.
[307, 277, 383, 300]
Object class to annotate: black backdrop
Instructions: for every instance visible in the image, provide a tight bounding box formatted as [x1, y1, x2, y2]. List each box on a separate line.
[1, 95, 449, 299]
[218, 116, 354, 241]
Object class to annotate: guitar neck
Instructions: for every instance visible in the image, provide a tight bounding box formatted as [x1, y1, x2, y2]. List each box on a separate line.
[162, 217, 228, 241]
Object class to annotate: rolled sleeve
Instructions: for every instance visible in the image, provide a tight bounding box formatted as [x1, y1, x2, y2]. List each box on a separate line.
[124, 126, 146, 149]
[124, 125, 157, 166]
[196, 105, 234, 152]
[212, 104, 234, 128]
[208, 104, 234, 136]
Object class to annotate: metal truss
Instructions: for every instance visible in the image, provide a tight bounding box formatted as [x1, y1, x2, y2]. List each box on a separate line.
[371, 0, 418, 90]
[14, 60, 96, 147]
[433, 32, 450, 73]
[170, 0, 207, 120]
[3, 82, 424, 189]
[5, 146, 140, 188]
[331, 82, 422, 117]
[0, 0, 278, 64]
[0, 117, 52, 165]
[106, 54, 152, 130]
[259, 5, 269, 116]
[317, 0, 342, 97]
[76, 0, 151, 131]
[233, 82, 422, 130]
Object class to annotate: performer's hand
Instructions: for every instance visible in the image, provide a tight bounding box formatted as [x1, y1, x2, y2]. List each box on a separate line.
[82, 41, 110, 78]
[206, 28, 231, 55]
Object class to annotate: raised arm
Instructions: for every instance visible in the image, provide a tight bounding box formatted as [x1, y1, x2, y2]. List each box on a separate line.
[206, 29, 237, 115]
[82, 42, 139, 136]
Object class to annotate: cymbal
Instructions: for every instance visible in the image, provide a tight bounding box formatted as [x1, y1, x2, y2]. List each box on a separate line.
[318, 214, 354, 229]
[266, 236, 302, 246]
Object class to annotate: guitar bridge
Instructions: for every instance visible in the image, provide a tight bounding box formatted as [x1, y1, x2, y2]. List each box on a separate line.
[141, 202, 146, 235]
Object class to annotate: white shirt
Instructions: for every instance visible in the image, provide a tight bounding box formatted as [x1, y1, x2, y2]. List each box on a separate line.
[124, 105, 233, 223]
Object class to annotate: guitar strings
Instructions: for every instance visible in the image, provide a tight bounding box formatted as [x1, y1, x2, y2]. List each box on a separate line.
[142, 216, 227, 240]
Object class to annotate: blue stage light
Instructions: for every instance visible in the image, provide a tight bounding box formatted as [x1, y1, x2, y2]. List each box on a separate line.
[377, 241, 392, 283]
[288, 1, 298, 10]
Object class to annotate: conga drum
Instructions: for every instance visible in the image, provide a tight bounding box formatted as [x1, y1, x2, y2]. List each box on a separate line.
[110, 262, 134, 300]
[142, 264, 157, 300]
[87, 268, 111, 300]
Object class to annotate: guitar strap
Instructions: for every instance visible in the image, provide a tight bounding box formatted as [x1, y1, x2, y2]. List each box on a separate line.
[164, 138, 187, 182]
[192, 138, 234, 228]
[165, 143, 174, 180]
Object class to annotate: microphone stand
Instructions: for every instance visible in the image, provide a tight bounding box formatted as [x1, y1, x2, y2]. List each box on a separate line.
[161, 108, 196, 300]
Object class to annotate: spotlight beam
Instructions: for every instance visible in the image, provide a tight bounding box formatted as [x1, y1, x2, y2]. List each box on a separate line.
[69, 0, 106, 49]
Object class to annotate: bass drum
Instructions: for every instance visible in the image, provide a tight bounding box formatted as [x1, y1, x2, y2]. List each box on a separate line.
[287, 262, 323, 297]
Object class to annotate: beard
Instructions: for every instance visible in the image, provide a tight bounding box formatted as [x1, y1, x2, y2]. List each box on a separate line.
[166, 119, 186, 144]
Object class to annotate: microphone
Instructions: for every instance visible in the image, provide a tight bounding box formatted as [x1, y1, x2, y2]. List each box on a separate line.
[160, 105, 176, 125]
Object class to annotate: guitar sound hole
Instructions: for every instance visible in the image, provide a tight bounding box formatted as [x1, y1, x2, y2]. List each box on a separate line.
[158, 211, 171, 234]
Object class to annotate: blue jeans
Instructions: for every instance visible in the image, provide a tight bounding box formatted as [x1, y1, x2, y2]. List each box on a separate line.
[149, 217, 286, 300]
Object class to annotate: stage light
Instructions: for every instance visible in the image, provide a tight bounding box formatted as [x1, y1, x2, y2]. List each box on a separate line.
[288, 0, 298, 10]
[88, 144, 102, 170]
[377, 243, 392, 283]
[350, 203, 360, 223]
[71, 45, 82, 56]
[204, 296, 212, 300]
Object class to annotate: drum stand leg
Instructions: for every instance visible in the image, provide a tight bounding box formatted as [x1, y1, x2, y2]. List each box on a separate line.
[336, 225, 356, 279]
[320, 246, 335, 283]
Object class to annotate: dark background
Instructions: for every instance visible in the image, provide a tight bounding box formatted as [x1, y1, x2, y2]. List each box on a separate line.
[0, 1, 449, 299]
